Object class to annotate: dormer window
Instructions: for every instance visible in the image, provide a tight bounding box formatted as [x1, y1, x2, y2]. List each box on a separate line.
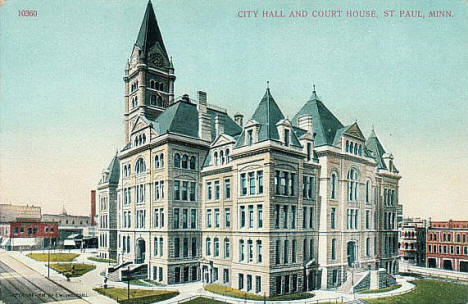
[247, 130, 253, 146]
[132, 96, 138, 109]
[345, 139, 363, 156]
[284, 129, 290, 147]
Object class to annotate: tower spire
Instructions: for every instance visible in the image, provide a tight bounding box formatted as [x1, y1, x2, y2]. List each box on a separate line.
[135, 0, 168, 57]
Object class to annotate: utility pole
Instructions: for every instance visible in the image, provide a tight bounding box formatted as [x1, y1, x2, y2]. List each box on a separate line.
[47, 245, 50, 278]
[127, 265, 130, 300]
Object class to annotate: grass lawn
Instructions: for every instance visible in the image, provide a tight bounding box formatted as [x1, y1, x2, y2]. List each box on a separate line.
[205, 284, 314, 301]
[360, 284, 401, 294]
[366, 280, 468, 304]
[27, 252, 79, 262]
[94, 287, 178, 304]
[183, 297, 226, 304]
[87, 256, 116, 263]
[128, 279, 164, 287]
[49, 263, 96, 277]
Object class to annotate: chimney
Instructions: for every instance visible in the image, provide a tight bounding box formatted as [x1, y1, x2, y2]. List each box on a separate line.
[182, 94, 190, 103]
[234, 113, 243, 127]
[90, 190, 96, 226]
[298, 114, 313, 135]
[215, 115, 225, 137]
[198, 91, 211, 141]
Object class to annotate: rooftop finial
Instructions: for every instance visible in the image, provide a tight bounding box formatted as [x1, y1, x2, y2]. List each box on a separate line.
[313, 84, 316, 92]
[267, 80, 270, 89]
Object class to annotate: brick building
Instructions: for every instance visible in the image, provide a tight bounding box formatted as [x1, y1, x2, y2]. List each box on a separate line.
[0, 219, 58, 250]
[426, 220, 468, 272]
[398, 218, 427, 266]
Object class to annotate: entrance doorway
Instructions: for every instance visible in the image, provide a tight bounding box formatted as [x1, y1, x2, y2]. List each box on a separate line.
[443, 260, 453, 270]
[135, 239, 145, 264]
[428, 258, 437, 268]
[347, 241, 356, 267]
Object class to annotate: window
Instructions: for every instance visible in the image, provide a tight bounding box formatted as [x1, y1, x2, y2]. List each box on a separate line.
[248, 240, 253, 262]
[306, 142, 312, 161]
[183, 238, 188, 257]
[331, 238, 336, 260]
[240, 206, 246, 228]
[275, 205, 280, 229]
[248, 205, 254, 228]
[173, 208, 179, 229]
[275, 171, 280, 195]
[347, 168, 358, 201]
[366, 237, 370, 256]
[239, 274, 244, 290]
[284, 129, 290, 146]
[275, 240, 280, 264]
[174, 181, 180, 200]
[310, 239, 314, 259]
[257, 240, 262, 263]
[225, 208, 231, 227]
[247, 130, 253, 146]
[213, 151, 218, 165]
[283, 240, 289, 264]
[291, 206, 296, 229]
[292, 239, 297, 263]
[182, 181, 188, 201]
[206, 238, 211, 256]
[215, 209, 220, 228]
[366, 210, 370, 229]
[223, 269, 229, 283]
[206, 182, 212, 200]
[182, 154, 188, 169]
[249, 172, 255, 195]
[215, 181, 220, 200]
[191, 238, 197, 257]
[135, 158, 146, 174]
[247, 274, 252, 291]
[366, 180, 370, 203]
[224, 238, 230, 258]
[331, 208, 336, 229]
[214, 238, 220, 257]
[160, 153, 164, 167]
[256, 276, 261, 293]
[257, 171, 263, 194]
[224, 179, 231, 199]
[174, 153, 181, 168]
[240, 173, 247, 196]
[240, 240, 245, 261]
[190, 209, 196, 229]
[206, 209, 212, 228]
[189, 182, 196, 201]
[174, 238, 180, 258]
[189, 156, 196, 170]
[331, 173, 337, 199]
[182, 209, 188, 229]
[283, 205, 288, 229]
[257, 205, 263, 228]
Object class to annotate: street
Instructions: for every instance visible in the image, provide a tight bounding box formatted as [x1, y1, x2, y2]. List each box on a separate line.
[0, 253, 80, 304]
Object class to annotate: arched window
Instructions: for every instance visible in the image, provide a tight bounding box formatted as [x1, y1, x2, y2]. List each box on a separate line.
[354, 144, 358, 155]
[150, 80, 155, 89]
[225, 149, 230, 163]
[358, 145, 363, 156]
[154, 155, 159, 168]
[349, 142, 354, 154]
[214, 238, 219, 257]
[124, 166, 128, 177]
[127, 165, 131, 176]
[160, 153, 164, 167]
[155, 82, 160, 90]
[220, 150, 225, 164]
[213, 151, 218, 165]
[189, 156, 196, 170]
[134, 137, 138, 147]
[347, 168, 358, 201]
[132, 97, 138, 108]
[142, 134, 146, 144]
[331, 173, 337, 199]
[159, 83, 164, 91]
[150, 95, 156, 105]
[135, 158, 146, 174]
[346, 140, 349, 152]
[174, 153, 181, 168]
[365, 180, 370, 203]
[182, 155, 188, 169]
[206, 238, 211, 256]
[157, 96, 163, 107]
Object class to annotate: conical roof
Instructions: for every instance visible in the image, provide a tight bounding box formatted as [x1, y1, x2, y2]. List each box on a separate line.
[365, 129, 387, 170]
[135, 1, 168, 58]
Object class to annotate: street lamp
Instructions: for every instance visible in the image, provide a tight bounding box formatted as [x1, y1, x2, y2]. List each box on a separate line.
[47, 244, 50, 278]
[127, 265, 131, 300]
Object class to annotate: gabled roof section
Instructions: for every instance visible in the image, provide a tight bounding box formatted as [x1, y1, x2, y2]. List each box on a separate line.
[150, 100, 242, 141]
[135, 1, 168, 58]
[99, 153, 120, 185]
[235, 88, 301, 147]
[365, 129, 387, 170]
[333, 122, 365, 145]
[292, 90, 344, 147]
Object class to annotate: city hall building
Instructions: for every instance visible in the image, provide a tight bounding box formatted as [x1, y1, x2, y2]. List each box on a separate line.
[96, 1, 400, 296]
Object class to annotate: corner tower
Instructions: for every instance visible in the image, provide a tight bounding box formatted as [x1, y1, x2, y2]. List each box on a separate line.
[123, 0, 176, 143]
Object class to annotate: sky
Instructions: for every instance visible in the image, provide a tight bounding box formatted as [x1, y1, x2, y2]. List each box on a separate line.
[0, 0, 467, 219]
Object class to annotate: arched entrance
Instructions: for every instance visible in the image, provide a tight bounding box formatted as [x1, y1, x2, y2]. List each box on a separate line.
[135, 238, 146, 264]
[347, 241, 356, 267]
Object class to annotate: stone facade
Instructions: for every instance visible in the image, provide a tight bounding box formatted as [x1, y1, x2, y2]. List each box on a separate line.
[96, 1, 401, 297]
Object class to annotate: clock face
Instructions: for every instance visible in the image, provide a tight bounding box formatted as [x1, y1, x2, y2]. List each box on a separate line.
[152, 53, 164, 67]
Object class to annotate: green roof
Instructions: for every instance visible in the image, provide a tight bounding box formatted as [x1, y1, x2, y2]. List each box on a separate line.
[151, 100, 242, 140]
[135, 1, 168, 58]
[365, 129, 388, 170]
[100, 153, 120, 185]
[292, 90, 344, 146]
[236, 88, 301, 147]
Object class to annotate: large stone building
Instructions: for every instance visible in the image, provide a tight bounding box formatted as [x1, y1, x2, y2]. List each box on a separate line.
[96, 1, 400, 295]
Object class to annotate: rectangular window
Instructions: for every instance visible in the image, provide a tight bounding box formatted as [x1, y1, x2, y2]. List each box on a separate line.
[275, 205, 280, 229]
[291, 173, 296, 196]
[225, 208, 231, 227]
[224, 179, 231, 199]
[275, 171, 280, 195]
[173, 208, 179, 229]
[239, 273, 244, 290]
[215, 181, 220, 200]
[331, 238, 336, 260]
[224, 239, 230, 258]
[174, 238, 180, 258]
[161, 209, 164, 227]
[257, 171, 263, 194]
[366, 238, 370, 256]
[174, 181, 180, 200]
[215, 209, 220, 228]
[276, 240, 281, 264]
[240, 173, 247, 196]
[303, 176, 308, 198]
[257, 205, 263, 228]
[206, 209, 212, 228]
[256, 276, 261, 293]
[191, 238, 197, 257]
[240, 240, 245, 261]
[303, 207, 307, 229]
[206, 182, 212, 200]
[309, 207, 314, 229]
[223, 269, 229, 283]
[331, 207, 336, 229]
[189, 182, 196, 201]
[247, 274, 252, 291]
[283, 205, 288, 229]
[182, 209, 188, 229]
[248, 205, 254, 228]
[310, 239, 314, 259]
[366, 210, 370, 229]
[249, 172, 255, 195]
[310, 176, 316, 200]
[190, 209, 196, 229]
[284, 240, 289, 264]
[284, 129, 290, 146]
[257, 240, 262, 263]
[248, 240, 253, 262]
[183, 238, 188, 257]
[154, 238, 158, 256]
[182, 181, 188, 200]
[281, 172, 288, 195]
[247, 129, 253, 146]
[291, 205, 296, 229]
[240, 206, 245, 228]
[155, 181, 160, 199]
[154, 209, 159, 228]
[214, 239, 220, 257]
[292, 239, 297, 263]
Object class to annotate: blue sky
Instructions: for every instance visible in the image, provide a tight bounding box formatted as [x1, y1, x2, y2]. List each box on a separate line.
[1, 0, 467, 218]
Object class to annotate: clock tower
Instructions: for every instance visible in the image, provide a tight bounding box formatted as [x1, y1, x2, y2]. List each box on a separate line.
[123, 0, 176, 144]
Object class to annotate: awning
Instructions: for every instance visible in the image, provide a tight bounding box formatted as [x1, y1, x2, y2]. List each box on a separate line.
[64, 239, 76, 246]
[9, 238, 38, 247]
[65, 233, 79, 240]
[1, 238, 10, 246]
